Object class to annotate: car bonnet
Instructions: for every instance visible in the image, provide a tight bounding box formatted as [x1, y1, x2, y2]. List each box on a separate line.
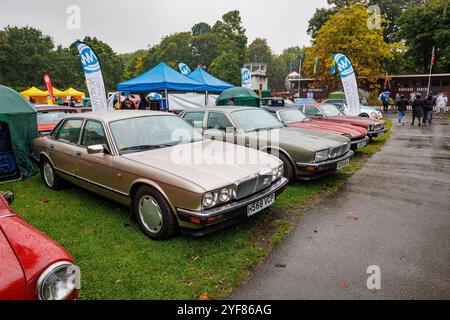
[121, 140, 282, 191]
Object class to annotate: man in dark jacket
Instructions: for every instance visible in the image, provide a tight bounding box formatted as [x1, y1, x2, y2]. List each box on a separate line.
[411, 94, 423, 126]
[422, 94, 434, 125]
[395, 95, 408, 125]
[138, 93, 149, 110]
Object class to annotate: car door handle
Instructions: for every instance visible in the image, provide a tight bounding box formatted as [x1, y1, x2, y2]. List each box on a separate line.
[75, 151, 82, 157]
[49, 144, 55, 150]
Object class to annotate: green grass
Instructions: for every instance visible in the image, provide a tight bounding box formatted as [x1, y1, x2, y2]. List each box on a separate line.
[1, 120, 391, 300]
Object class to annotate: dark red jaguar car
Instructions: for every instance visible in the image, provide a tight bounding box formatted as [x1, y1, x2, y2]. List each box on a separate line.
[263, 107, 369, 150]
[0, 192, 79, 300]
[293, 103, 387, 139]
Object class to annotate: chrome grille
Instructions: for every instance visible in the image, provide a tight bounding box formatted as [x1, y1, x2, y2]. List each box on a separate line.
[235, 176, 258, 200]
[234, 173, 273, 200]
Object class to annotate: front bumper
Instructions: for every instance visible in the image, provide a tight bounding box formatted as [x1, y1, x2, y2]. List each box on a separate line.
[367, 127, 387, 137]
[177, 177, 289, 236]
[350, 136, 369, 150]
[295, 150, 354, 180]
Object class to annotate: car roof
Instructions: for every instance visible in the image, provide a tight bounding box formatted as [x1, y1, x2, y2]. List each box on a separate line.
[183, 106, 259, 113]
[33, 105, 78, 112]
[63, 110, 172, 122]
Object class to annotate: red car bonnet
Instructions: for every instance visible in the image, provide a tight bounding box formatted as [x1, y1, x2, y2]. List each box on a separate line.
[287, 120, 367, 137]
[0, 196, 76, 299]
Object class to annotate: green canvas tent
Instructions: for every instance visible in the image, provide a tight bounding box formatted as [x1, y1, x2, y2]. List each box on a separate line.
[216, 87, 260, 107]
[0, 85, 38, 180]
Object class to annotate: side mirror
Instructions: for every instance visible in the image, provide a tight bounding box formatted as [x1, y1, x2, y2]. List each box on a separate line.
[2, 191, 14, 205]
[225, 127, 236, 134]
[87, 144, 104, 154]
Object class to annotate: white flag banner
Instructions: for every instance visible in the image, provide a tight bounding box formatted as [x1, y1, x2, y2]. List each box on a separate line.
[241, 68, 252, 88]
[76, 42, 108, 111]
[333, 53, 360, 115]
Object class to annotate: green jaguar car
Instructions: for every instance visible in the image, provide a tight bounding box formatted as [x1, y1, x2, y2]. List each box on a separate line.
[180, 107, 354, 182]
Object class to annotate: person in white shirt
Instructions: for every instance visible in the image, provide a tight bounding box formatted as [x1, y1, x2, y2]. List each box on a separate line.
[436, 92, 448, 120]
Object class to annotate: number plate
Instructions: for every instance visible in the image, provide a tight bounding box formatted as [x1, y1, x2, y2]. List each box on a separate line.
[336, 158, 350, 170]
[247, 193, 275, 217]
[357, 140, 367, 148]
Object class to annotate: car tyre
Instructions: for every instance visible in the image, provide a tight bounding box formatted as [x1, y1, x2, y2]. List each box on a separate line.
[40, 158, 63, 190]
[278, 153, 295, 183]
[133, 186, 178, 240]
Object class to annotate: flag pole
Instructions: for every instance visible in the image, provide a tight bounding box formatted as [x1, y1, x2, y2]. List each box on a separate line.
[298, 58, 302, 98]
[427, 46, 435, 96]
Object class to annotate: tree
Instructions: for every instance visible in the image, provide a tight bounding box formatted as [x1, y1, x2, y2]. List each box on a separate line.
[0, 26, 54, 89]
[142, 32, 194, 71]
[247, 38, 273, 63]
[308, 0, 424, 42]
[303, 4, 396, 89]
[267, 56, 289, 91]
[191, 33, 221, 68]
[208, 51, 241, 86]
[307, 8, 336, 39]
[280, 46, 306, 73]
[191, 22, 211, 36]
[212, 10, 248, 67]
[397, 0, 450, 74]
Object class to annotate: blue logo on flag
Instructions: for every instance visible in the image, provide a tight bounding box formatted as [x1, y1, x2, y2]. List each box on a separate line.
[241, 68, 251, 84]
[77, 43, 100, 74]
[333, 53, 354, 78]
[178, 63, 191, 76]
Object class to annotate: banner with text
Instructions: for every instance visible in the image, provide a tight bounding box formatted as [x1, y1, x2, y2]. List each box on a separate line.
[76, 42, 108, 111]
[333, 53, 360, 115]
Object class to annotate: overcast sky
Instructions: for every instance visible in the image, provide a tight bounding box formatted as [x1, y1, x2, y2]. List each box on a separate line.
[0, 0, 328, 54]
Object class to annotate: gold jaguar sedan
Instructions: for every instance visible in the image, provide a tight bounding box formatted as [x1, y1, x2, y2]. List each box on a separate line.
[32, 111, 288, 239]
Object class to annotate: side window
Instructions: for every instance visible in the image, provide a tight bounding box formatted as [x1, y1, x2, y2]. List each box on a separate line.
[183, 112, 205, 128]
[304, 106, 322, 117]
[49, 120, 64, 139]
[207, 112, 233, 131]
[81, 120, 107, 146]
[56, 119, 83, 144]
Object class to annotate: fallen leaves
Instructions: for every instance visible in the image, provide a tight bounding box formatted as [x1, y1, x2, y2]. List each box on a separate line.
[40, 198, 49, 203]
[340, 283, 349, 289]
[346, 212, 359, 221]
[199, 292, 209, 300]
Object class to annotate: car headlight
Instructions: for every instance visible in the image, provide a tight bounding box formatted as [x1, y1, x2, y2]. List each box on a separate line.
[203, 186, 234, 209]
[36, 261, 78, 300]
[314, 149, 330, 162]
[202, 192, 218, 208]
[272, 165, 284, 181]
[219, 186, 233, 203]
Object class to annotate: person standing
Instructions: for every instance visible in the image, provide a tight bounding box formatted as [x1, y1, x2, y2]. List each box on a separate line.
[422, 94, 434, 125]
[411, 94, 424, 126]
[436, 92, 448, 120]
[120, 96, 135, 110]
[395, 95, 408, 125]
[379, 91, 390, 113]
[138, 93, 149, 110]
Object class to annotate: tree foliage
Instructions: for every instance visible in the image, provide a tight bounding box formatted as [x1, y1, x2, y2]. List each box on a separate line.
[397, 0, 450, 74]
[247, 38, 273, 63]
[303, 4, 395, 89]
